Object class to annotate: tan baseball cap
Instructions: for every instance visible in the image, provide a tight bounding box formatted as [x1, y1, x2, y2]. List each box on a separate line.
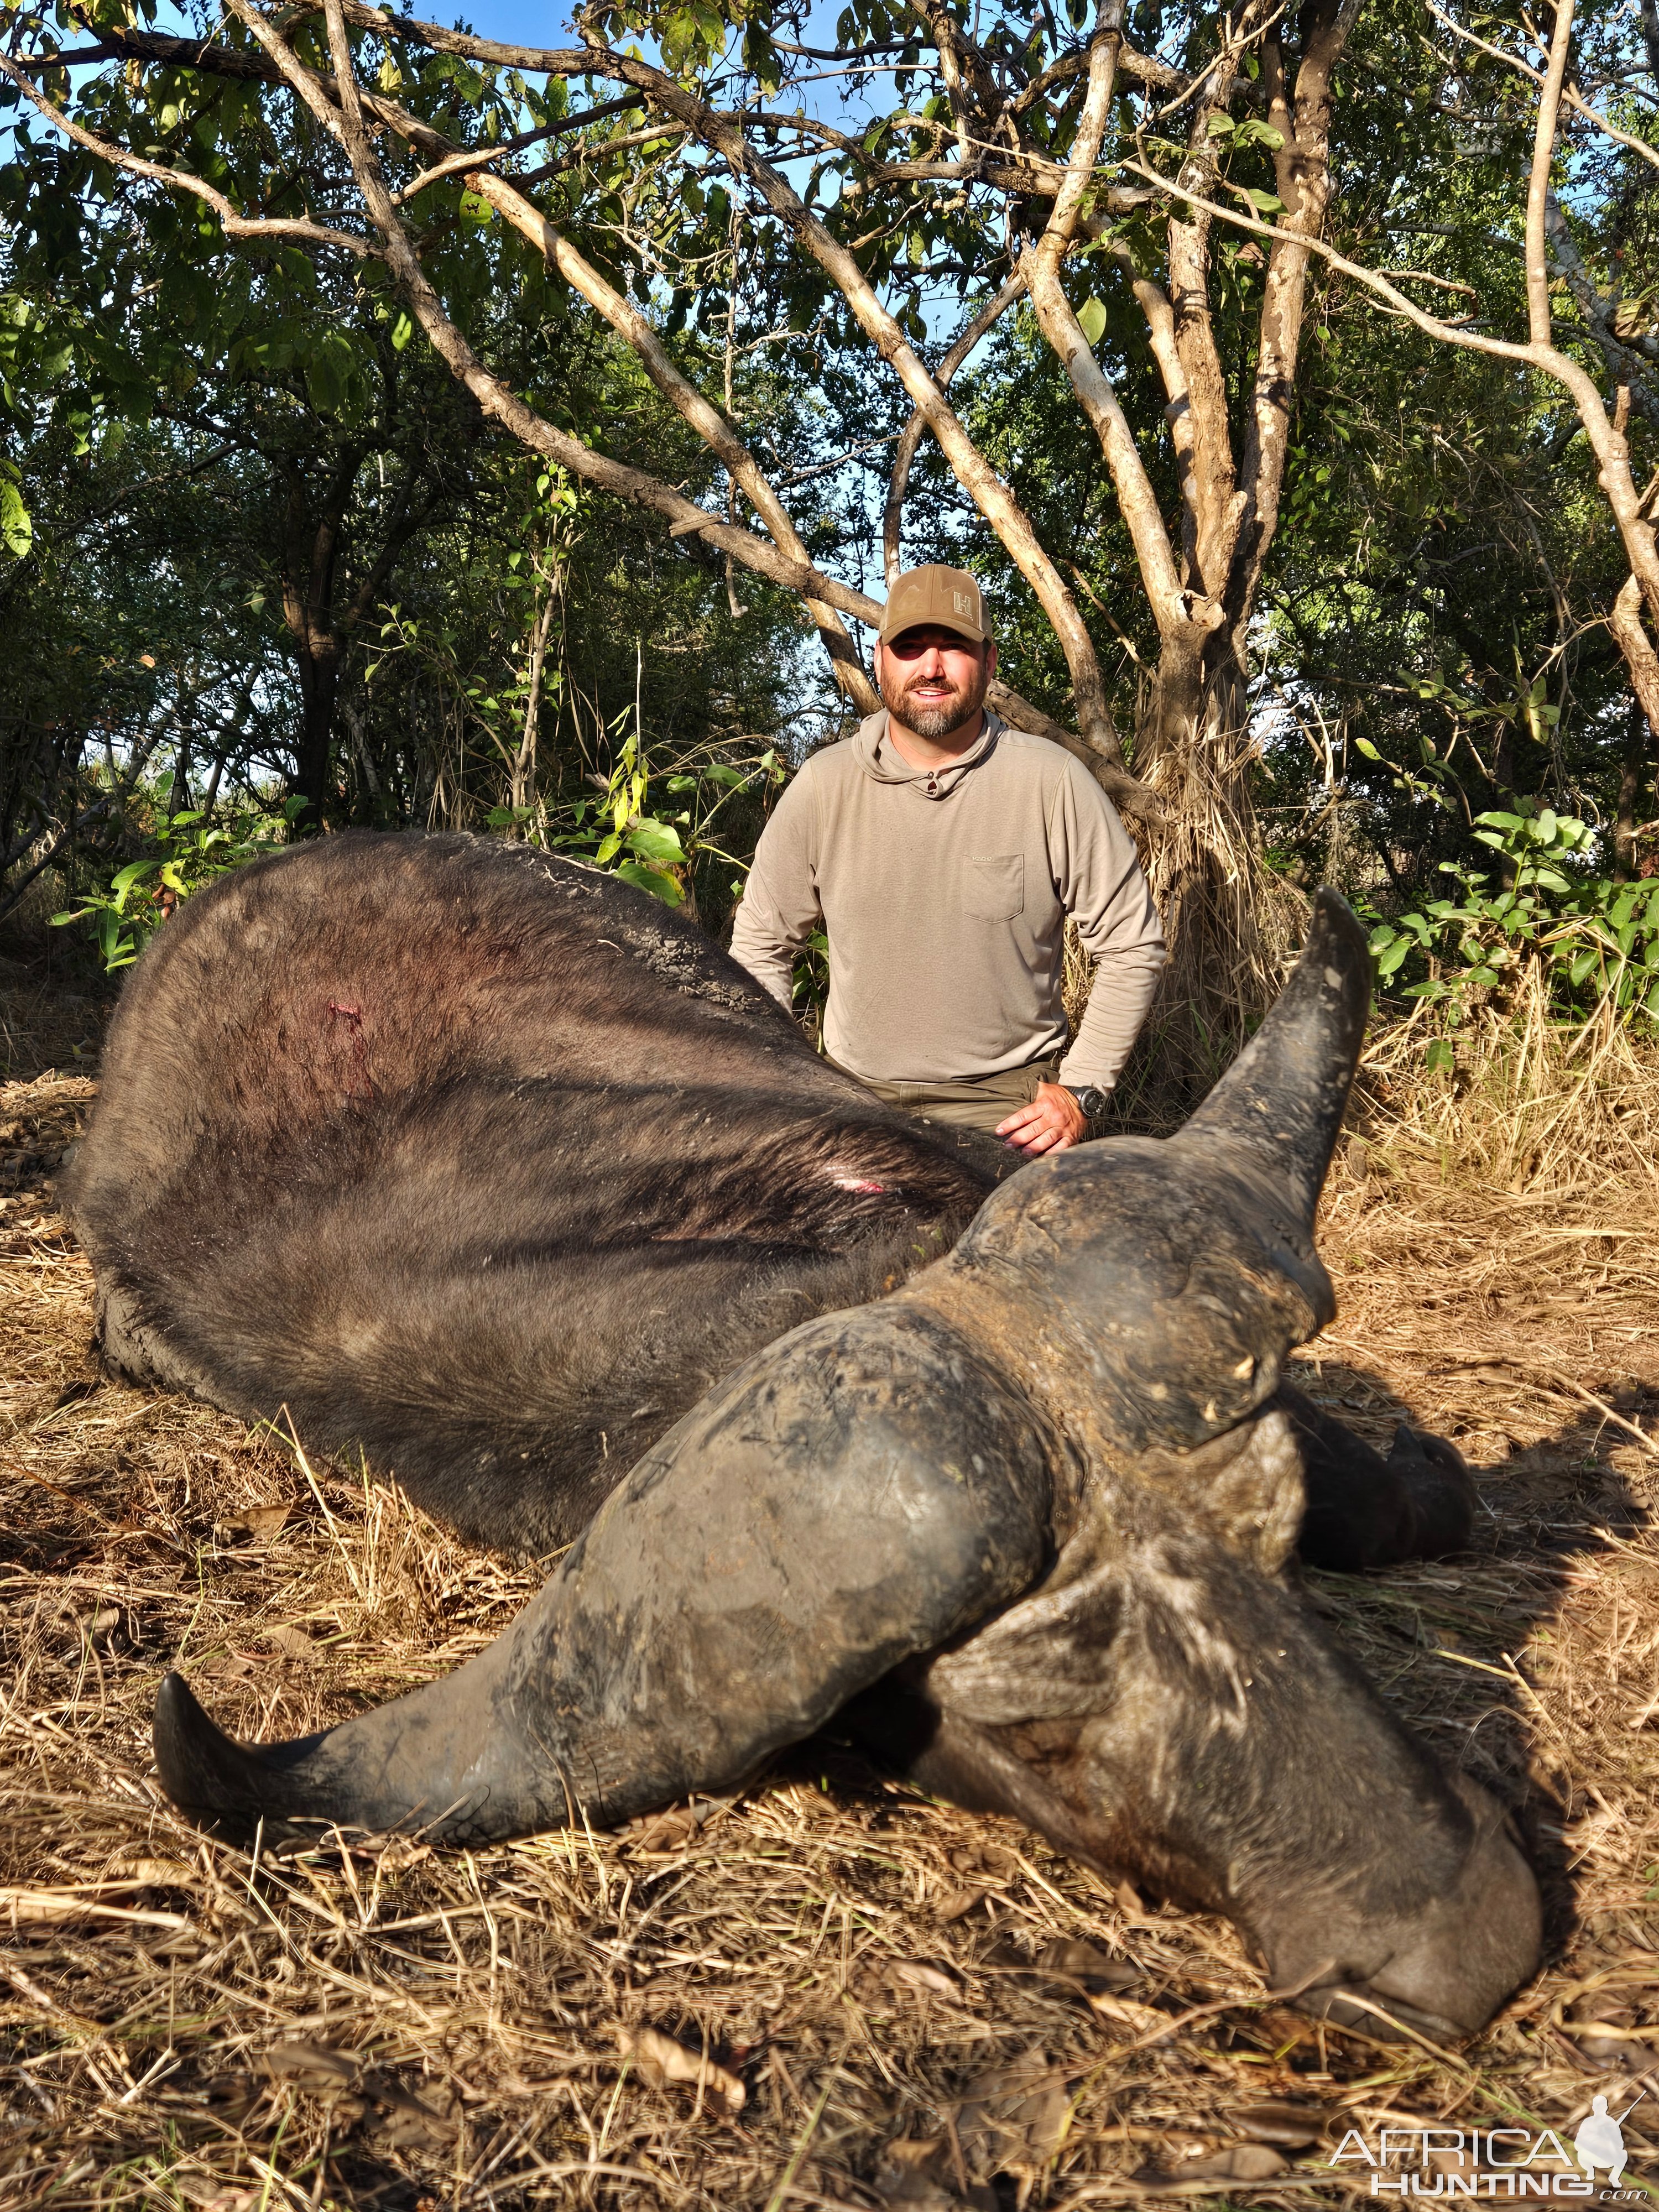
[879, 564, 991, 645]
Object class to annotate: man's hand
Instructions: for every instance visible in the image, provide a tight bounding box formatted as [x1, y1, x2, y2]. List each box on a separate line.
[995, 1081, 1087, 1157]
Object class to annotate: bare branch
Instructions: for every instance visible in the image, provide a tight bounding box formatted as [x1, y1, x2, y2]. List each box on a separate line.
[497, 36, 1130, 760]
[465, 168, 878, 712]
[883, 271, 1027, 586]
[55, 14, 278, 82]
[1526, 0, 1575, 346]
[1118, 155, 1659, 630]
[393, 96, 645, 202]
[1021, 18, 1187, 655]
[1230, 0, 1355, 633]
[1544, 188, 1659, 426]
[1610, 574, 1659, 740]
[518, 119, 686, 187]
[1425, 1, 1659, 175]
[1007, 37, 1183, 113]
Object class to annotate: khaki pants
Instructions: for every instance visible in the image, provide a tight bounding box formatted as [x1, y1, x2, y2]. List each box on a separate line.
[827, 1053, 1061, 1135]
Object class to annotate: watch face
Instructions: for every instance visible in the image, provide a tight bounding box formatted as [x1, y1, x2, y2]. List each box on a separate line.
[1074, 1087, 1108, 1118]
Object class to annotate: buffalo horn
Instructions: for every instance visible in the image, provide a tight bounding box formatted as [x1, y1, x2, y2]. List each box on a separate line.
[1177, 886, 1371, 1225]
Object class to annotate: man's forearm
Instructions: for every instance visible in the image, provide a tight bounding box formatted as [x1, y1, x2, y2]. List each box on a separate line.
[728, 901, 800, 1010]
[1057, 943, 1166, 1091]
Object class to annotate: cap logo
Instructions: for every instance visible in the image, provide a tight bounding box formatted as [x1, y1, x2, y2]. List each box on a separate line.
[953, 591, 973, 616]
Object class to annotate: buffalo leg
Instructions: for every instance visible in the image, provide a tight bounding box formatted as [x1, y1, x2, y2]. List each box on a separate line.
[1275, 1381, 1475, 1572]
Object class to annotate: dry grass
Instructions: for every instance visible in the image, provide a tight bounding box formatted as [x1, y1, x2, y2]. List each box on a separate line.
[3, 958, 1658, 2212]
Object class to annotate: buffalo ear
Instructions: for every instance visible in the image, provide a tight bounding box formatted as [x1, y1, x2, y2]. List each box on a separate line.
[921, 1406, 1304, 1726]
[921, 1548, 1125, 1723]
[1130, 1406, 1306, 1575]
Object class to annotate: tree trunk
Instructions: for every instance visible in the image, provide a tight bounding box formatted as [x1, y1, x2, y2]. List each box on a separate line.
[512, 565, 562, 818]
[1615, 694, 1653, 880]
[291, 644, 341, 825]
[280, 455, 360, 829]
[1133, 627, 1286, 1094]
[1610, 572, 1659, 754]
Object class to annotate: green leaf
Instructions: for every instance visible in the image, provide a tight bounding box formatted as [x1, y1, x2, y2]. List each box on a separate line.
[1354, 736, 1381, 760]
[626, 819, 685, 864]
[0, 474, 30, 559]
[1241, 187, 1285, 214]
[390, 310, 414, 351]
[1423, 1038, 1455, 1073]
[1076, 296, 1108, 348]
[616, 859, 684, 905]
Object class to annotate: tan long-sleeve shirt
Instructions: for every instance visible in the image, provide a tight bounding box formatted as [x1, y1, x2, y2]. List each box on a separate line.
[728, 709, 1166, 1089]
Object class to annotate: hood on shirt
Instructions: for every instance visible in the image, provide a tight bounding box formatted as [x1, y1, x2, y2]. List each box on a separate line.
[851, 709, 1005, 801]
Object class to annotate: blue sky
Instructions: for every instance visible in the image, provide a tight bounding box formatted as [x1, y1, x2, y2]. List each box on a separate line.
[447, 2, 581, 46]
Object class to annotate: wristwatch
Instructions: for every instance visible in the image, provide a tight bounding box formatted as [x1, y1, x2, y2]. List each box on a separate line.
[1063, 1083, 1110, 1121]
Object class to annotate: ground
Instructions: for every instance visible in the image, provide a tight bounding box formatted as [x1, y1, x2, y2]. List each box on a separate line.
[1, 946, 1656, 2212]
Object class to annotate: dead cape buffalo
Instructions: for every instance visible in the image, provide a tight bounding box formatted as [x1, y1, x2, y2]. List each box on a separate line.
[64, 831, 1541, 2040]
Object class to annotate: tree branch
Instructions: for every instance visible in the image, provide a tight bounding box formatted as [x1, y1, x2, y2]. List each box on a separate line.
[463, 166, 878, 712]
[1526, 0, 1575, 346]
[0, 46, 375, 258]
[1610, 572, 1659, 741]
[391, 97, 644, 202]
[1022, 23, 1188, 646]
[1118, 155, 1659, 635]
[1544, 187, 1659, 428]
[1229, 0, 1354, 633]
[1162, 15, 1253, 599]
[34, 0, 1164, 811]
[883, 270, 1027, 586]
[1425, 1, 1659, 175]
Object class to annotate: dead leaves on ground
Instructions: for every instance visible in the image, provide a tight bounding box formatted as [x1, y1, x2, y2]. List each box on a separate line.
[613, 2023, 747, 2115]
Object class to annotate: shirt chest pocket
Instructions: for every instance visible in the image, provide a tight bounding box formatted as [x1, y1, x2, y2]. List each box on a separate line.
[962, 853, 1025, 922]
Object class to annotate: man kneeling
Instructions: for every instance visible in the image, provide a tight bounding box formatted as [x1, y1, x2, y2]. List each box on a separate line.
[731, 564, 1166, 1155]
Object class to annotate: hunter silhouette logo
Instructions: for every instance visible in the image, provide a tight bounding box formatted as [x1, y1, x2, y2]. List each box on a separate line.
[1575, 2095, 1642, 2189]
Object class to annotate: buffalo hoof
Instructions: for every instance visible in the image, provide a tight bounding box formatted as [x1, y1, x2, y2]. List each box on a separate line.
[1385, 1422, 1477, 1561]
[1287, 1382, 1475, 1573]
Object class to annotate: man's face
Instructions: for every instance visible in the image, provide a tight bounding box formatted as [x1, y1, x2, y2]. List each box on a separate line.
[875, 624, 997, 740]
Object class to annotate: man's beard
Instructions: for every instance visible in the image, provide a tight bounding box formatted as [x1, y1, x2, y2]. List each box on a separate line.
[879, 661, 988, 740]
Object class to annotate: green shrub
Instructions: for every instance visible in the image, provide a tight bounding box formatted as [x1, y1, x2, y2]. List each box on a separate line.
[50, 793, 309, 969]
[1365, 801, 1659, 1032]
